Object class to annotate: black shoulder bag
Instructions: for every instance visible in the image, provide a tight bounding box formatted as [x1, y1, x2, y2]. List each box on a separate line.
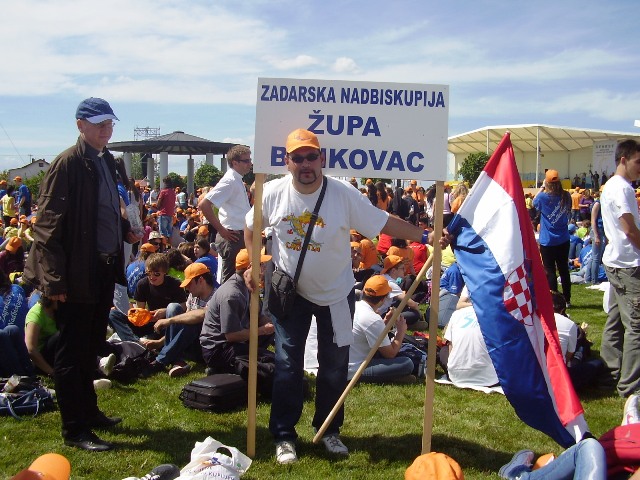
[269, 177, 328, 318]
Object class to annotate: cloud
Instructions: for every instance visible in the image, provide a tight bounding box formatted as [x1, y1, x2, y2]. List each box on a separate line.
[269, 55, 321, 70]
[332, 57, 360, 74]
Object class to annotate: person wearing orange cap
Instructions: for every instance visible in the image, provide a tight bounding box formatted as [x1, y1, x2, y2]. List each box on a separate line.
[149, 263, 216, 378]
[199, 145, 253, 285]
[1, 184, 16, 227]
[23, 97, 140, 452]
[598, 139, 640, 397]
[200, 248, 274, 377]
[348, 275, 415, 384]
[13, 176, 32, 217]
[533, 169, 572, 307]
[0, 236, 25, 274]
[243, 128, 443, 464]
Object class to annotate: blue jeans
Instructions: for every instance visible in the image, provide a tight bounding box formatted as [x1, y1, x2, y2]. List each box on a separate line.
[158, 215, 173, 238]
[0, 325, 35, 377]
[516, 438, 606, 480]
[360, 356, 414, 383]
[155, 303, 201, 366]
[269, 291, 354, 442]
[589, 227, 606, 284]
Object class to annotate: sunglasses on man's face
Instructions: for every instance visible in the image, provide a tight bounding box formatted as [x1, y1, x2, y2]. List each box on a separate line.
[149, 241, 162, 246]
[146, 271, 164, 278]
[288, 153, 320, 164]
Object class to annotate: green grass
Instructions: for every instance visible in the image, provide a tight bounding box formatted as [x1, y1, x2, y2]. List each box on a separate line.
[0, 284, 623, 479]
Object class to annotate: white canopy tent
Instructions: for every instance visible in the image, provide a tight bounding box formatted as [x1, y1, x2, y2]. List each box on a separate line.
[448, 124, 640, 186]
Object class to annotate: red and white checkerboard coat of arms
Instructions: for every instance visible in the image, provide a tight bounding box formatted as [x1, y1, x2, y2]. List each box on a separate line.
[503, 263, 534, 326]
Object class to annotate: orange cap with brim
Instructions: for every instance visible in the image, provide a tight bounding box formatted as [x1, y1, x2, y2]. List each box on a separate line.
[381, 255, 403, 274]
[180, 262, 210, 288]
[285, 129, 320, 153]
[127, 308, 153, 327]
[363, 275, 392, 297]
[235, 248, 271, 270]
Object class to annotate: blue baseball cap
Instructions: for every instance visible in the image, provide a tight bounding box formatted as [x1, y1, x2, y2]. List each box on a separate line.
[568, 224, 577, 233]
[75, 97, 119, 124]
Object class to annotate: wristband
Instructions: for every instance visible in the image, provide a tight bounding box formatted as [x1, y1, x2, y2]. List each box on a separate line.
[421, 231, 429, 245]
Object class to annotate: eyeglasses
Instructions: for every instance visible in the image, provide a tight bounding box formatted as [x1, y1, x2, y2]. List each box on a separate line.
[235, 158, 252, 164]
[91, 121, 115, 130]
[145, 271, 164, 278]
[288, 153, 320, 164]
[149, 241, 162, 246]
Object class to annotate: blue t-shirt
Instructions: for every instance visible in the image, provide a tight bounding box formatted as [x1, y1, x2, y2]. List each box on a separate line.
[195, 255, 219, 287]
[440, 263, 464, 295]
[0, 284, 28, 330]
[126, 260, 146, 298]
[17, 184, 30, 206]
[569, 234, 583, 247]
[533, 192, 570, 246]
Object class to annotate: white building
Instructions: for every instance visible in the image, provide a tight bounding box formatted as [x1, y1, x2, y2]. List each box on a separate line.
[8, 159, 50, 181]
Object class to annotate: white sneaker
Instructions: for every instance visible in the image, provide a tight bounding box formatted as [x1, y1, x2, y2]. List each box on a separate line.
[622, 393, 640, 425]
[499, 450, 534, 479]
[93, 378, 112, 390]
[321, 434, 349, 455]
[99, 353, 117, 377]
[275, 440, 298, 464]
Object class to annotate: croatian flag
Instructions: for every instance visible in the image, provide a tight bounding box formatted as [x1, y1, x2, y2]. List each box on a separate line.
[447, 133, 588, 447]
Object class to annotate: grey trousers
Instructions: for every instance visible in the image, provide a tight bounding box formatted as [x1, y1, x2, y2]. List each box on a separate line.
[601, 265, 640, 397]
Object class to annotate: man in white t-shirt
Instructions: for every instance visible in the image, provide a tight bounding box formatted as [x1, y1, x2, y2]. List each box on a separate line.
[348, 275, 414, 383]
[442, 298, 499, 389]
[599, 139, 640, 397]
[199, 145, 252, 285]
[244, 128, 440, 464]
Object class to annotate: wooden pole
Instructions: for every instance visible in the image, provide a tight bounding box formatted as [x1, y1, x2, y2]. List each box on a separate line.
[422, 180, 445, 453]
[312, 252, 435, 444]
[246, 173, 265, 458]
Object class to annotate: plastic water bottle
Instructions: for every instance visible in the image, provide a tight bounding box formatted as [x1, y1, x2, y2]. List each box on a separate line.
[3, 374, 20, 393]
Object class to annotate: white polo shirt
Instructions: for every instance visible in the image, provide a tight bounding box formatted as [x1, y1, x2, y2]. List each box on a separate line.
[205, 168, 250, 231]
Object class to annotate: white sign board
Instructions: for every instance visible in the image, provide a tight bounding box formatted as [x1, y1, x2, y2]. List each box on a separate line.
[254, 78, 449, 181]
[592, 140, 617, 176]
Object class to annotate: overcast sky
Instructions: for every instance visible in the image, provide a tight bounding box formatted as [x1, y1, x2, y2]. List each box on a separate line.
[1, 0, 638, 175]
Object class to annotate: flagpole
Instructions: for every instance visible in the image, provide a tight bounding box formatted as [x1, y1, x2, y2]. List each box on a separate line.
[312, 252, 435, 444]
[422, 180, 445, 454]
[246, 173, 265, 458]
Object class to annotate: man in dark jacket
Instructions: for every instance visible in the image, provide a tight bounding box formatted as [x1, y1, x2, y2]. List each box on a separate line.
[24, 98, 139, 452]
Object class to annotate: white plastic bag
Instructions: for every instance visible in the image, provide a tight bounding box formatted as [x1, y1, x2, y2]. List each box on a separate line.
[125, 202, 144, 237]
[179, 437, 252, 480]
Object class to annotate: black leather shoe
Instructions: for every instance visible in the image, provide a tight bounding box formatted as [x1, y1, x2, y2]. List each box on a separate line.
[64, 432, 113, 451]
[89, 412, 122, 429]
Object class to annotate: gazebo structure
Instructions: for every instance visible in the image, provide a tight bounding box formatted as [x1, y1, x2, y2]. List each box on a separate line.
[108, 131, 239, 194]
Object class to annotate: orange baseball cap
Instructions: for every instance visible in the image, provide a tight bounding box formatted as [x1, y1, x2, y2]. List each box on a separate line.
[180, 262, 210, 288]
[6, 237, 22, 254]
[381, 255, 403, 274]
[285, 129, 320, 153]
[363, 275, 392, 297]
[140, 243, 158, 253]
[197, 225, 209, 236]
[235, 248, 271, 270]
[545, 169, 560, 183]
[10, 218, 18, 226]
[12, 453, 71, 480]
[405, 452, 464, 480]
[13, 176, 22, 182]
[127, 308, 153, 327]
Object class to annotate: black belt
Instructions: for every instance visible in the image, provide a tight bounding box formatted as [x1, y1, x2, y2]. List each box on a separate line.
[98, 253, 119, 265]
